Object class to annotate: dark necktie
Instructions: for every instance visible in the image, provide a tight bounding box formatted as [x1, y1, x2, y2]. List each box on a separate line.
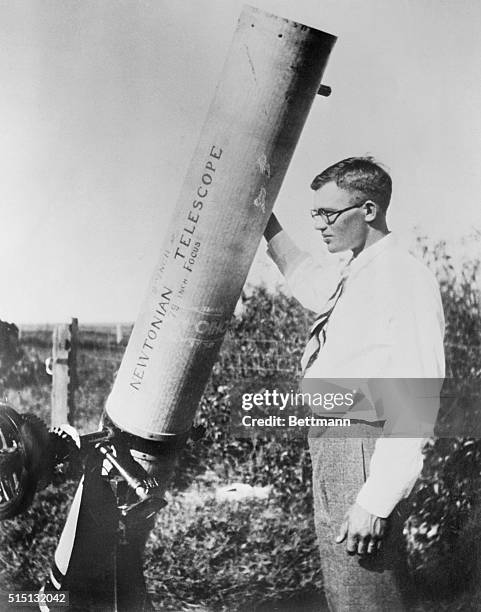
[300, 266, 350, 373]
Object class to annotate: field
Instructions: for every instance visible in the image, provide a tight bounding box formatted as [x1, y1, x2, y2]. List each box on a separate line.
[1, 238, 481, 611]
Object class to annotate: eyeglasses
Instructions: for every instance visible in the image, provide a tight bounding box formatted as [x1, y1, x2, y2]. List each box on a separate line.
[310, 201, 370, 225]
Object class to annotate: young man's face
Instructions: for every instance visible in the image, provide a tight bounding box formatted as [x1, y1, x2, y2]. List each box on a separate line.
[311, 182, 369, 254]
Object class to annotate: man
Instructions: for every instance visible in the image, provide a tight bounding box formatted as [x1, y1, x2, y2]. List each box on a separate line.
[264, 157, 445, 610]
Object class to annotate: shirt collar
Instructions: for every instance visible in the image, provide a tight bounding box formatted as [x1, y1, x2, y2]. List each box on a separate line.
[347, 233, 396, 278]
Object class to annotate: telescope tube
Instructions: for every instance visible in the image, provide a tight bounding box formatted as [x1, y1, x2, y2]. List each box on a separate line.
[106, 5, 336, 440]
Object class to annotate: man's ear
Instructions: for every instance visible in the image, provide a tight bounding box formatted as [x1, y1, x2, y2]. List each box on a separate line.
[363, 200, 378, 223]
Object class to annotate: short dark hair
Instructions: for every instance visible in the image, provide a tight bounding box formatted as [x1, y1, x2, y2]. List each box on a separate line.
[310, 157, 392, 212]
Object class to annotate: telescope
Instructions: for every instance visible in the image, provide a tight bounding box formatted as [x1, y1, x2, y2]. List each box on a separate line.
[0, 6, 336, 610]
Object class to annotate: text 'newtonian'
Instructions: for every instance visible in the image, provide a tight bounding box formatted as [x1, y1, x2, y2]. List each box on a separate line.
[129, 286, 172, 391]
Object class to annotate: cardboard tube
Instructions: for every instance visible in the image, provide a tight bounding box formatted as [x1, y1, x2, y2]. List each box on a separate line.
[106, 5, 336, 440]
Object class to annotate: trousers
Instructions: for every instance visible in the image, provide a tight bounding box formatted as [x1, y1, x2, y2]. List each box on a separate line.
[308, 422, 415, 611]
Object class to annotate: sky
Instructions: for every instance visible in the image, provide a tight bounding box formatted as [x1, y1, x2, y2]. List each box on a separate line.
[0, 0, 480, 323]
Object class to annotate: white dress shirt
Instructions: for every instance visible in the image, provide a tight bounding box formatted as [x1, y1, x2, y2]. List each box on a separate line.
[267, 231, 445, 518]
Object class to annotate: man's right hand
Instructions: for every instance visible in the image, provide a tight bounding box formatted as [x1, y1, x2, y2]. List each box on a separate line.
[263, 213, 282, 242]
[336, 502, 387, 555]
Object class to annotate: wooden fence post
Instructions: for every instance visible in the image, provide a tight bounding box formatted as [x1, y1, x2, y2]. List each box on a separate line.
[50, 318, 78, 427]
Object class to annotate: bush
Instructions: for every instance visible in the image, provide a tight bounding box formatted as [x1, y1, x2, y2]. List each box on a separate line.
[404, 238, 481, 597]
[0, 323, 49, 390]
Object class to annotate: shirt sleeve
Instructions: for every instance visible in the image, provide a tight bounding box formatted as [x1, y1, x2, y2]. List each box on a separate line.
[266, 230, 341, 313]
[356, 437, 426, 517]
[355, 268, 445, 518]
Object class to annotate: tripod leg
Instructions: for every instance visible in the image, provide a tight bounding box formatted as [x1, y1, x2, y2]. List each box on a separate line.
[115, 519, 156, 612]
[41, 461, 118, 611]
[41, 457, 158, 611]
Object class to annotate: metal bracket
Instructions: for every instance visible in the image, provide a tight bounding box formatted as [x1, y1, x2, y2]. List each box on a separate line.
[317, 84, 332, 97]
